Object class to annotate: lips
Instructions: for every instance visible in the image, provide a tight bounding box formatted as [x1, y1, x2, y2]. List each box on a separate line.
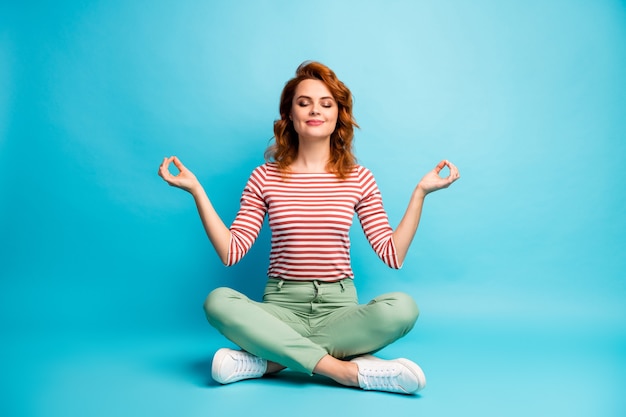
[306, 120, 324, 126]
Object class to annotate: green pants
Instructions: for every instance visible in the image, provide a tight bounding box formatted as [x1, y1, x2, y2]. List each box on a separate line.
[204, 278, 419, 375]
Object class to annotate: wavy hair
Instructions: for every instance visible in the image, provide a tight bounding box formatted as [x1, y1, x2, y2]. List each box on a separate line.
[265, 61, 359, 179]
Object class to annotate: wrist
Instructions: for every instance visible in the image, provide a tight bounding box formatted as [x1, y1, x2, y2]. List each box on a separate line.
[188, 182, 204, 197]
[413, 186, 427, 200]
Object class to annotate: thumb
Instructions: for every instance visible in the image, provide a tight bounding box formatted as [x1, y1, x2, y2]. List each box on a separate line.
[433, 160, 447, 175]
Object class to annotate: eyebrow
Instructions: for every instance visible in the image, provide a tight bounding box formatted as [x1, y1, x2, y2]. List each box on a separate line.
[295, 95, 335, 101]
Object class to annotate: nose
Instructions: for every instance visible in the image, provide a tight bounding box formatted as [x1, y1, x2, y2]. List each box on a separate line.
[310, 104, 320, 115]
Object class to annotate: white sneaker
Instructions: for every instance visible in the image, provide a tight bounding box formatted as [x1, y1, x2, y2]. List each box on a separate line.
[351, 355, 426, 394]
[211, 348, 268, 384]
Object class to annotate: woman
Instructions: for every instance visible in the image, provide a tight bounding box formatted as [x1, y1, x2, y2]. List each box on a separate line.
[158, 61, 460, 394]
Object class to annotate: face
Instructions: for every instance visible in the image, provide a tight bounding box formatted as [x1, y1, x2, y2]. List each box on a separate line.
[290, 79, 338, 142]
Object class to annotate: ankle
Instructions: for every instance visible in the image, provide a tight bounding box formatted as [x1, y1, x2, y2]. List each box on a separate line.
[313, 355, 359, 387]
[342, 361, 360, 387]
[266, 361, 286, 374]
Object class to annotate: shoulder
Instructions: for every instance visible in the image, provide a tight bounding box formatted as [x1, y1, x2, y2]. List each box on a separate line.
[351, 164, 375, 181]
[351, 164, 381, 195]
[248, 162, 288, 184]
[257, 162, 281, 175]
[249, 162, 278, 176]
[245, 163, 274, 188]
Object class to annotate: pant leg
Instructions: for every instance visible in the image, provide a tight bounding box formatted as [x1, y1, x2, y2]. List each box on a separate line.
[203, 287, 328, 374]
[307, 284, 420, 359]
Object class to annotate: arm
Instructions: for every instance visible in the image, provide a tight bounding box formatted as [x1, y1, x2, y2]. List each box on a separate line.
[392, 160, 461, 265]
[158, 156, 231, 264]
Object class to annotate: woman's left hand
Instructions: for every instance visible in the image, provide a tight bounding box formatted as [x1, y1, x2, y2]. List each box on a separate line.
[416, 160, 460, 196]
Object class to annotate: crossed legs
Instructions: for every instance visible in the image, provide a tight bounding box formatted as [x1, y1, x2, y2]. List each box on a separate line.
[204, 285, 421, 391]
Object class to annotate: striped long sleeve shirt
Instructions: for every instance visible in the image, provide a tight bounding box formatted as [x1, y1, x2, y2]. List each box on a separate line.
[227, 162, 400, 281]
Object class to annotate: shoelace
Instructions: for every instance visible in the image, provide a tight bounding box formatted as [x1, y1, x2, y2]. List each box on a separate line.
[359, 363, 404, 391]
[232, 352, 265, 377]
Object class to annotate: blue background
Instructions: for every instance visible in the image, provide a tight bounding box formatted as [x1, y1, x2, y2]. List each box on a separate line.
[1, 1, 625, 416]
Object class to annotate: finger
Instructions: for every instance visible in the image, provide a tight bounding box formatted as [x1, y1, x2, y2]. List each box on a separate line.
[158, 168, 171, 181]
[445, 165, 460, 184]
[158, 157, 176, 180]
[172, 156, 185, 172]
[433, 160, 447, 174]
[160, 156, 174, 168]
[159, 156, 169, 169]
[448, 161, 460, 180]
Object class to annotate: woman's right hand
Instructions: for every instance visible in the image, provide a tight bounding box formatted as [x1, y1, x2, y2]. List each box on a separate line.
[158, 156, 201, 194]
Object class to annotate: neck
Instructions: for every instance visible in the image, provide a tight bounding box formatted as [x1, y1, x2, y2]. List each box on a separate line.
[291, 136, 331, 173]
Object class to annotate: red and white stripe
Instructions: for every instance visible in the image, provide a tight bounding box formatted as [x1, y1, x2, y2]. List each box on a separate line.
[227, 163, 399, 281]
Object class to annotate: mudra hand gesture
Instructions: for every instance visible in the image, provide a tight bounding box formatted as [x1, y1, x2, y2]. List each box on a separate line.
[158, 156, 201, 194]
[416, 160, 460, 196]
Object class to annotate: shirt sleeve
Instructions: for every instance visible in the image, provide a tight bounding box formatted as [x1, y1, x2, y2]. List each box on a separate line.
[226, 165, 268, 266]
[355, 167, 401, 269]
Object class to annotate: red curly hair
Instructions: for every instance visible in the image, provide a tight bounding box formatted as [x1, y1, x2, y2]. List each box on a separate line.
[265, 61, 359, 179]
